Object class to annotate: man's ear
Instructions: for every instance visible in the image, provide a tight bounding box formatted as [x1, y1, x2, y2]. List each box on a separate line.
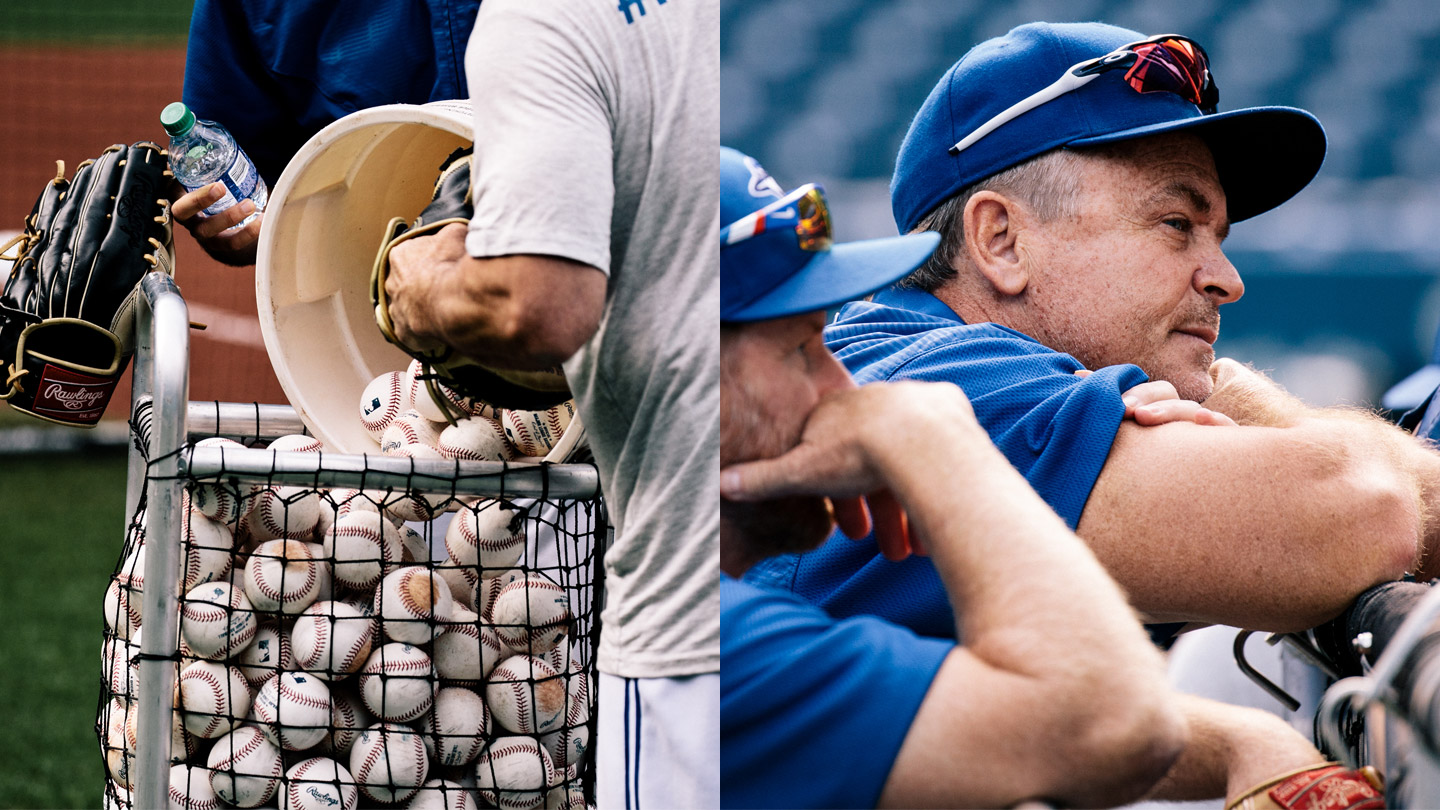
[963, 190, 1029, 297]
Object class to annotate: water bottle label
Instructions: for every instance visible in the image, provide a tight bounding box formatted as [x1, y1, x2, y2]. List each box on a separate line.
[228, 157, 250, 189]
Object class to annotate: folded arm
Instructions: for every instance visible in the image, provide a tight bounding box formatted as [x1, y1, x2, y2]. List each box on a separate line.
[724, 382, 1187, 807]
[1079, 360, 1426, 632]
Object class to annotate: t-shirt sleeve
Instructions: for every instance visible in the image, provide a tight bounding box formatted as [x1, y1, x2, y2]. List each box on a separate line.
[462, 0, 613, 272]
[886, 332, 1149, 528]
[721, 577, 952, 809]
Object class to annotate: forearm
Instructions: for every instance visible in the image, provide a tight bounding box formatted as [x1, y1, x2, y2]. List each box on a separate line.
[1205, 360, 1439, 579]
[392, 239, 606, 371]
[1145, 695, 1324, 803]
[877, 418, 1166, 686]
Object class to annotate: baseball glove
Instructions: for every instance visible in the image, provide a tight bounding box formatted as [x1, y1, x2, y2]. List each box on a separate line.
[371, 146, 570, 422]
[1226, 763, 1383, 810]
[0, 142, 175, 427]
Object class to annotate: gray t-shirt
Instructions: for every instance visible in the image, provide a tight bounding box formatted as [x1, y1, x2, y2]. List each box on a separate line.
[465, 0, 718, 678]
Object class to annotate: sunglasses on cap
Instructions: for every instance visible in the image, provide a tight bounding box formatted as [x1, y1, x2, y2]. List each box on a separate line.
[948, 34, 1219, 156]
[721, 183, 834, 254]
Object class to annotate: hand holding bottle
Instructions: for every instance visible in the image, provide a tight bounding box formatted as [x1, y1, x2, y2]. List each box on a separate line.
[169, 180, 263, 266]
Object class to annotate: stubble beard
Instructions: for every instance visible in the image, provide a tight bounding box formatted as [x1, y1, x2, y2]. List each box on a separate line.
[720, 379, 837, 562]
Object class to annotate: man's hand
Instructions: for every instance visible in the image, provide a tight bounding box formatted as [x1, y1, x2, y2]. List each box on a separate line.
[169, 181, 262, 266]
[1202, 358, 1306, 428]
[721, 381, 980, 561]
[383, 221, 469, 352]
[1077, 371, 1238, 427]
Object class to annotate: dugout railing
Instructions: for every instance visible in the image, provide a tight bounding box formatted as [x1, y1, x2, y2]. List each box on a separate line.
[104, 272, 605, 809]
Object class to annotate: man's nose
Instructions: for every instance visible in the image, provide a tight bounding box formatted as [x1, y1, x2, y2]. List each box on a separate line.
[1195, 248, 1244, 305]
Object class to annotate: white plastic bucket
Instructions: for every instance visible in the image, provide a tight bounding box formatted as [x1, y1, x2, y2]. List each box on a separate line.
[255, 100, 586, 461]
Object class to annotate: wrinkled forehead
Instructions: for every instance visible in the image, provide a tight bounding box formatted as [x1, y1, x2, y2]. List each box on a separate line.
[1078, 132, 1228, 219]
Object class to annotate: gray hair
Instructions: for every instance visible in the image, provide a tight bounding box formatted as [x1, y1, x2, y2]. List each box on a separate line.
[900, 148, 1089, 292]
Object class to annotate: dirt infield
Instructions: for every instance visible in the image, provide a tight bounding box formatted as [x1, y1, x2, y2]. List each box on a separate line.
[0, 45, 288, 418]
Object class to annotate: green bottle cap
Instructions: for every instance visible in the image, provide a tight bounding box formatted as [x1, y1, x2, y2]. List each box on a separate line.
[160, 102, 196, 137]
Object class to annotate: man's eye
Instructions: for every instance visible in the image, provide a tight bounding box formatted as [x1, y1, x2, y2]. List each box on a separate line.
[1164, 217, 1192, 232]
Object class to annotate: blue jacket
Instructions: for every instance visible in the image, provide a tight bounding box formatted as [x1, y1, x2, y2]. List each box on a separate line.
[182, 0, 481, 185]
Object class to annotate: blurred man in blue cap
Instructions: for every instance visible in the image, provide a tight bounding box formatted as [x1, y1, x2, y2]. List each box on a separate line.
[748, 20, 1440, 655]
[718, 146, 1388, 809]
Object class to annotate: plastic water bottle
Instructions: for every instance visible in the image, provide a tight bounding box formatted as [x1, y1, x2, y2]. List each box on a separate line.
[160, 101, 268, 228]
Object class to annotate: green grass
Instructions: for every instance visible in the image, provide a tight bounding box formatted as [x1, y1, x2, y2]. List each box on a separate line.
[0, 449, 129, 809]
[1, 1, 193, 44]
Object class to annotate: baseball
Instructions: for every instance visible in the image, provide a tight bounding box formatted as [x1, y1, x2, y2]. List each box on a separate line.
[126, 699, 199, 766]
[378, 443, 451, 521]
[544, 786, 588, 810]
[360, 371, 409, 440]
[397, 522, 433, 564]
[435, 558, 478, 610]
[291, 600, 376, 680]
[539, 666, 591, 770]
[421, 687, 491, 766]
[445, 500, 526, 576]
[245, 539, 324, 614]
[190, 437, 257, 523]
[486, 654, 567, 735]
[432, 608, 506, 686]
[438, 415, 513, 462]
[103, 635, 140, 698]
[358, 642, 438, 722]
[322, 509, 402, 591]
[282, 756, 358, 810]
[349, 722, 430, 804]
[169, 762, 219, 810]
[476, 567, 526, 621]
[268, 433, 324, 454]
[376, 565, 454, 644]
[490, 574, 571, 654]
[253, 671, 332, 751]
[473, 735, 558, 810]
[103, 575, 143, 642]
[500, 401, 574, 458]
[207, 724, 284, 808]
[180, 581, 258, 661]
[248, 485, 322, 542]
[316, 488, 382, 539]
[409, 779, 481, 810]
[318, 686, 373, 756]
[380, 409, 443, 454]
[182, 509, 237, 593]
[237, 623, 292, 686]
[103, 698, 134, 789]
[177, 660, 251, 739]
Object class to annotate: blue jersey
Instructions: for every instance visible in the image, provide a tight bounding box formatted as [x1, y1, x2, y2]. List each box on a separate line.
[182, 0, 482, 186]
[747, 286, 1188, 644]
[721, 575, 951, 809]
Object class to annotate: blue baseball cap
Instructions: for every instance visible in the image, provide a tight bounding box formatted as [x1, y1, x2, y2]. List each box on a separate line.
[721, 147, 939, 323]
[892, 22, 1327, 233]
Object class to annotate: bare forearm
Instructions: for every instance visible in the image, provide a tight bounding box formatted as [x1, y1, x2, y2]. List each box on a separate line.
[876, 419, 1166, 682]
[1145, 695, 1324, 803]
[1205, 360, 1438, 579]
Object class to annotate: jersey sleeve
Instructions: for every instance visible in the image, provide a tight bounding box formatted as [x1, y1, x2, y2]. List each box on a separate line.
[461, 0, 614, 273]
[721, 577, 952, 809]
[887, 332, 1147, 527]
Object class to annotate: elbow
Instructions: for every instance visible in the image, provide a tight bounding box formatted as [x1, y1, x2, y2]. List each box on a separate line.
[1333, 461, 1422, 593]
[1056, 689, 1186, 807]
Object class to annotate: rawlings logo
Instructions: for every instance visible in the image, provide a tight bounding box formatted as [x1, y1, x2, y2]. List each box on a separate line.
[31, 363, 116, 423]
[42, 383, 107, 409]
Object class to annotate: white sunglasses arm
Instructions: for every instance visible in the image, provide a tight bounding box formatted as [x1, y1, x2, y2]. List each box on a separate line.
[948, 67, 1101, 155]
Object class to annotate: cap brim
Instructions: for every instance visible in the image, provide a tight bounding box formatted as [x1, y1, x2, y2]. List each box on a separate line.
[1070, 106, 1325, 224]
[724, 232, 941, 322]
